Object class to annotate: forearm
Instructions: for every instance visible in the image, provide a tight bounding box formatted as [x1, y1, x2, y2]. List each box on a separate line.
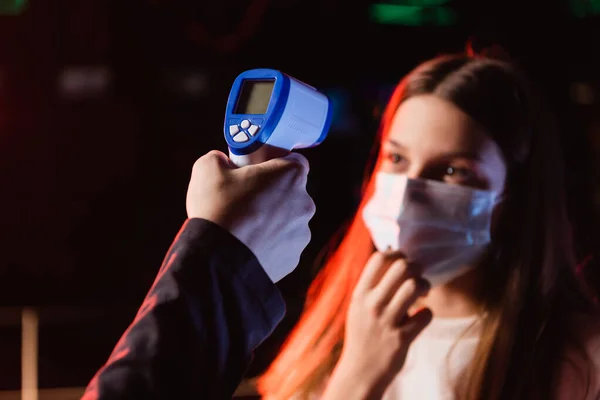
[83, 218, 286, 399]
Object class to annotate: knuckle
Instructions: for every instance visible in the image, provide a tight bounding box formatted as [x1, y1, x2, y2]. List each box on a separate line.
[194, 151, 221, 174]
[285, 160, 308, 182]
[404, 278, 418, 293]
[305, 197, 317, 218]
[383, 251, 405, 264]
[365, 291, 384, 316]
[392, 258, 409, 274]
[288, 190, 315, 219]
[365, 299, 381, 317]
[369, 252, 386, 265]
[300, 227, 312, 246]
[205, 149, 221, 157]
[286, 153, 310, 172]
[204, 150, 222, 163]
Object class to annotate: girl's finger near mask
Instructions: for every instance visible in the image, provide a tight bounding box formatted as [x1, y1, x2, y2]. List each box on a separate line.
[355, 251, 405, 296]
[373, 258, 421, 312]
[385, 277, 430, 326]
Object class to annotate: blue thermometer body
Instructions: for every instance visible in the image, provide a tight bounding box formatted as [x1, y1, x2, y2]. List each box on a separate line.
[224, 69, 332, 166]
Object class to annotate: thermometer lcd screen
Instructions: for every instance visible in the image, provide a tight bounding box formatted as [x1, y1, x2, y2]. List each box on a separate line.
[234, 79, 274, 114]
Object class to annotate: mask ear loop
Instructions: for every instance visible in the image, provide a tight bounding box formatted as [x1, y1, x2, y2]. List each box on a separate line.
[492, 190, 506, 207]
[490, 189, 508, 269]
[491, 189, 505, 259]
[491, 191, 507, 264]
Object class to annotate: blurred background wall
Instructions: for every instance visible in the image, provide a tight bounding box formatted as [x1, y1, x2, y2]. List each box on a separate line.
[0, 0, 599, 394]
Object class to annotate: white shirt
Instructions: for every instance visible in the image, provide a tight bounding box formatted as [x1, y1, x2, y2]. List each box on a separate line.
[383, 315, 600, 400]
[383, 315, 481, 400]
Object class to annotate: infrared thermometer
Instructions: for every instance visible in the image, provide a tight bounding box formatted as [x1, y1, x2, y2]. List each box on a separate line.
[224, 69, 332, 166]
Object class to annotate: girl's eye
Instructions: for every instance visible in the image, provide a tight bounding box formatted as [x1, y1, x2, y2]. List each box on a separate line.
[445, 166, 475, 181]
[388, 153, 404, 164]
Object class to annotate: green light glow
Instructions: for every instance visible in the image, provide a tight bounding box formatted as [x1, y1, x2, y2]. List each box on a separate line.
[387, 0, 451, 6]
[369, 3, 457, 26]
[570, 0, 600, 17]
[0, 0, 27, 15]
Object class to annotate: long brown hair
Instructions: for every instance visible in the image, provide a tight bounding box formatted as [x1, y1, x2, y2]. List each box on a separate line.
[258, 53, 597, 399]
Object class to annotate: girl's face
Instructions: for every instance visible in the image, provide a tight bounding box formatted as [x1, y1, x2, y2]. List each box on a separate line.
[380, 95, 507, 195]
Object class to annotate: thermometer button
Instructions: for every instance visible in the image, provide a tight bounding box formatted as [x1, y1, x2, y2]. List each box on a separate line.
[232, 131, 249, 143]
[248, 125, 259, 136]
[240, 119, 251, 129]
[229, 125, 240, 136]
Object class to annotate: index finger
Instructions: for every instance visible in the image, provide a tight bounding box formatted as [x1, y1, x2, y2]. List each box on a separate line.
[354, 251, 405, 295]
[240, 152, 309, 184]
[260, 152, 309, 174]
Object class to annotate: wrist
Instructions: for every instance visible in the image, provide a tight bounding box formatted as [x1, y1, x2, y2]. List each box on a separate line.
[324, 357, 388, 400]
[188, 208, 230, 230]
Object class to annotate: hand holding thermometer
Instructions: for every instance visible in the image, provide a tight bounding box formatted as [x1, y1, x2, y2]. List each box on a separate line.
[224, 69, 332, 166]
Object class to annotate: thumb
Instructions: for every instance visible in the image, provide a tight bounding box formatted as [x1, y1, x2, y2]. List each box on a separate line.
[201, 150, 238, 170]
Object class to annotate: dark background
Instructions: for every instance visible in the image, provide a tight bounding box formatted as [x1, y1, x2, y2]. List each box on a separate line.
[0, 0, 599, 391]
